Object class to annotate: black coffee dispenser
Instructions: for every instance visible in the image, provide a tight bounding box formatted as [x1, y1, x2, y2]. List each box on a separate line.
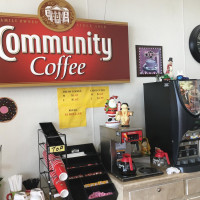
[144, 80, 200, 172]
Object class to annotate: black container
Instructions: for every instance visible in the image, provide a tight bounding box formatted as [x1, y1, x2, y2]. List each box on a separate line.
[66, 155, 100, 168]
[68, 164, 105, 179]
[66, 143, 118, 200]
[39, 122, 64, 146]
[67, 143, 97, 155]
[85, 183, 118, 200]
[67, 179, 88, 200]
[82, 173, 111, 187]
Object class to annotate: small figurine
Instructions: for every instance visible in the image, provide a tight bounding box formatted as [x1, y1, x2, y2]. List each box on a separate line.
[161, 57, 173, 82]
[139, 137, 151, 156]
[104, 96, 120, 128]
[115, 103, 133, 127]
[165, 57, 173, 79]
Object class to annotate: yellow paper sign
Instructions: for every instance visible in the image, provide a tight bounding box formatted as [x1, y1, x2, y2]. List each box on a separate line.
[57, 87, 91, 106]
[58, 105, 87, 128]
[57, 86, 109, 128]
[88, 86, 109, 108]
[49, 145, 65, 153]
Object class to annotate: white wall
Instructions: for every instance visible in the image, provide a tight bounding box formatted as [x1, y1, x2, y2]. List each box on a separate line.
[0, 0, 199, 198]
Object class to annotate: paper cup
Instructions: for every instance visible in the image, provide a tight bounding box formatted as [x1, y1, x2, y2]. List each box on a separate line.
[60, 189, 69, 198]
[52, 177, 69, 198]
[54, 163, 68, 181]
[43, 150, 68, 197]
[48, 153, 68, 181]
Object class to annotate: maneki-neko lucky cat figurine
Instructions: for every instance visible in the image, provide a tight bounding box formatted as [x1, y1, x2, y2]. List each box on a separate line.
[115, 103, 133, 127]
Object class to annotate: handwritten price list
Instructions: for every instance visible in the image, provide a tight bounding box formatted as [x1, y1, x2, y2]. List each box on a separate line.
[57, 86, 109, 128]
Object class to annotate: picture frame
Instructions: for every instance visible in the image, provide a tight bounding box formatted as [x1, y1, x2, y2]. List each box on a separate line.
[136, 45, 163, 77]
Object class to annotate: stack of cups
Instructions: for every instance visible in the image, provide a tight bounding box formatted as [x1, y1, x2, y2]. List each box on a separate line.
[43, 150, 69, 198]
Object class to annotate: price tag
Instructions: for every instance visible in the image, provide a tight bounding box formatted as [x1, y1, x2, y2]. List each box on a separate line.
[49, 145, 65, 153]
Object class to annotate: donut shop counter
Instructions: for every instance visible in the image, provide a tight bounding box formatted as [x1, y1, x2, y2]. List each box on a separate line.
[109, 170, 200, 200]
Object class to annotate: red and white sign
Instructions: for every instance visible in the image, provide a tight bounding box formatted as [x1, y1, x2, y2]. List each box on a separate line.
[0, 13, 130, 87]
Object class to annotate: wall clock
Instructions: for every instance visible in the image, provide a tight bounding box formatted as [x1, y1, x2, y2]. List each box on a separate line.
[189, 25, 200, 63]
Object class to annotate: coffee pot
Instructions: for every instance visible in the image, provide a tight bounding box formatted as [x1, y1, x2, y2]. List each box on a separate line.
[153, 148, 170, 167]
[118, 153, 136, 176]
[30, 188, 45, 200]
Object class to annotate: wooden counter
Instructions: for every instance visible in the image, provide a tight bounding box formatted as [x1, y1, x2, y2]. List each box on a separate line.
[109, 170, 200, 200]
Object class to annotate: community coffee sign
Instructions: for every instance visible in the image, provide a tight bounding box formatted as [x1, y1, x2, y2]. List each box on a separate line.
[0, 0, 130, 87]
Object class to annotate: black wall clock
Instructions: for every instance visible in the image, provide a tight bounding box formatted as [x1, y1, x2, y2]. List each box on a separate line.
[189, 25, 200, 63]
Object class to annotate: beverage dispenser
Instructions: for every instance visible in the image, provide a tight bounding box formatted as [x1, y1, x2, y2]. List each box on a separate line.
[100, 126, 163, 181]
[100, 126, 143, 174]
[144, 80, 200, 172]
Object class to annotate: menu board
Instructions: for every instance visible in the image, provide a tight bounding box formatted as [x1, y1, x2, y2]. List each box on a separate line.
[57, 86, 109, 128]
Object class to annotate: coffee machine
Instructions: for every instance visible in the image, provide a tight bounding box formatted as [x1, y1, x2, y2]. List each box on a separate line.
[100, 126, 163, 181]
[144, 80, 200, 172]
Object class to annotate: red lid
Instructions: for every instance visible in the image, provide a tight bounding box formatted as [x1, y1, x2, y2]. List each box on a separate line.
[121, 153, 131, 162]
[121, 153, 133, 171]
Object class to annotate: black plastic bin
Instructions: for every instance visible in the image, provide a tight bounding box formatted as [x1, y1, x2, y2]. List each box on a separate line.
[68, 164, 105, 179]
[82, 173, 111, 187]
[66, 143, 118, 200]
[67, 143, 97, 155]
[85, 183, 118, 200]
[66, 155, 100, 168]
[67, 179, 88, 200]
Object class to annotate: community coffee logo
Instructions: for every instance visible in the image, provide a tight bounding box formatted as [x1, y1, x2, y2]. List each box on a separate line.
[0, 1, 130, 87]
[38, 0, 76, 32]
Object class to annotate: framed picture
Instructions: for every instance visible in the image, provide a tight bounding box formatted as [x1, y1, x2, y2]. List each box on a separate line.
[136, 45, 163, 77]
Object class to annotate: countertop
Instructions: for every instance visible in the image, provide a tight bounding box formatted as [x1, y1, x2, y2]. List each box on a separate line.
[109, 169, 200, 191]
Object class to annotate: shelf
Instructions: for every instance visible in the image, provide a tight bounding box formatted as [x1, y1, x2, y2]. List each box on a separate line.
[38, 125, 118, 200]
[38, 123, 68, 200]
